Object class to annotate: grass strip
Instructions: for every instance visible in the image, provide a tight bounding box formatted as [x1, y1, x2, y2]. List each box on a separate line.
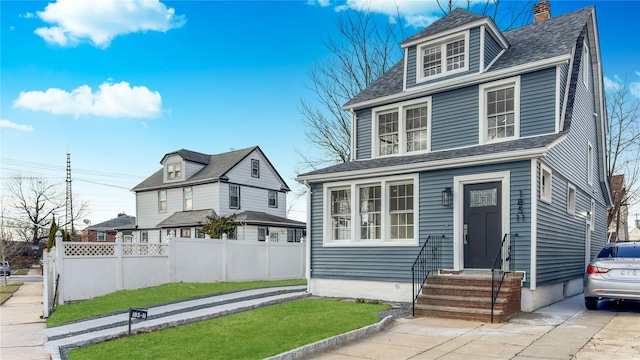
[68, 299, 388, 360]
[0, 282, 23, 305]
[13, 269, 30, 275]
[47, 279, 306, 327]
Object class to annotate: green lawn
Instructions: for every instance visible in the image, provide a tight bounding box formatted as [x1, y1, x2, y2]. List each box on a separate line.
[47, 279, 306, 327]
[68, 299, 389, 360]
[13, 269, 30, 275]
[0, 282, 23, 305]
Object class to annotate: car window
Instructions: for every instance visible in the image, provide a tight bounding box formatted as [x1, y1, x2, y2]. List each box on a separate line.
[597, 245, 640, 258]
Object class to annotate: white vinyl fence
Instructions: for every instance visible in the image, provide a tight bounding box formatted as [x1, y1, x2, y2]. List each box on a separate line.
[42, 231, 306, 318]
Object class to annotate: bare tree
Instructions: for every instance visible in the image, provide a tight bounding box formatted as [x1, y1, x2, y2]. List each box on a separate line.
[298, 1, 535, 170]
[6, 175, 88, 251]
[606, 79, 640, 236]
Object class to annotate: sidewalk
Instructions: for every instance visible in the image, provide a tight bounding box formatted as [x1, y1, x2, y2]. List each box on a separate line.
[0, 270, 49, 360]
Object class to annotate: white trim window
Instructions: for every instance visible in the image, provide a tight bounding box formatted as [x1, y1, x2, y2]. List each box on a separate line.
[587, 142, 593, 186]
[268, 190, 278, 208]
[373, 98, 431, 158]
[324, 174, 419, 246]
[229, 184, 240, 209]
[258, 227, 267, 241]
[417, 31, 469, 83]
[167, 163, 181, 180]
[567, 183, 576, 215]
[141, 231, 148, 243]
[330, 188, 351, 241]
[251, 159, 260, 178]
[540, 163, 552, 204]
[97, 231, 106, 242]
[180, 228, 191, 238]
[158, 190, 167, 213]
[184, 187, 193, 211]
[479, 76, 520, 144]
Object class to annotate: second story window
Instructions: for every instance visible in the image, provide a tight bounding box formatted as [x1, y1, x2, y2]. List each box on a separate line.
[268, 190, 278, 208]
[374, 99, 431, 158]
[479, 76, 520, 144]
[229, 184, 240, 209]
[184, 187, 193, 211]
[167, 163, 181, 180]
[251, 159, 260, 178]
[158, 190, 167, 212]
[417, 32, 468, 83]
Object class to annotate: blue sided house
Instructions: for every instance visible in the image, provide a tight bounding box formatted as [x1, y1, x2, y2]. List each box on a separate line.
[296, 1, 612, 321]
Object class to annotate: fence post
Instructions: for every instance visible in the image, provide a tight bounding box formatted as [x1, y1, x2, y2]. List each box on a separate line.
[222, 233, 227, 281]
[55, 230, 64, 305]
[265, 234, 271, 280]
[167, 235, 174, 283]
[42, 249, 50, 318]
[115, 235, 123, 290]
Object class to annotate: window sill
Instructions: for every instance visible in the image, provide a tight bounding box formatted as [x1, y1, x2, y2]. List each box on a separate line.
[323, 240, 418, 247]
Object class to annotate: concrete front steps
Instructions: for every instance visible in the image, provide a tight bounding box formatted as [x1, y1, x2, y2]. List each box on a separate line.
[414, 271, 523, 323]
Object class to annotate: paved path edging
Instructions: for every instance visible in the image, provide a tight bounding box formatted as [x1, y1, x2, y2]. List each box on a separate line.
[266, 315, 395, 360]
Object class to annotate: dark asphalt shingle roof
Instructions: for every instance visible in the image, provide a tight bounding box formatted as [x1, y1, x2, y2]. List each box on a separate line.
[157, 209, 216, 228]
[299, 132, 564, 178]
[235, 211, 306, 228]
[401, 8, 485, 45]
[87, 214, 136, 231]
[344, 6, 592, 108]
[161, 149, 210, 165]
[133, 146, 258, 191]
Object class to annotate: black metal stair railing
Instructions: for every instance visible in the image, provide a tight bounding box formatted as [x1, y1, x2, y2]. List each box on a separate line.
[411, 235, 443, 316]
[491, 233, 516, 323]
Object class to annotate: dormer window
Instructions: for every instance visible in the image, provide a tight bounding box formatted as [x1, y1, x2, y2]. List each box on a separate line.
[417, 32, 469, 83]
[167, 163, 181, 180]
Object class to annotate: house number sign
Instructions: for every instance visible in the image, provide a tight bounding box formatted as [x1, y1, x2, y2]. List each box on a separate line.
[128, 308, 148, 335]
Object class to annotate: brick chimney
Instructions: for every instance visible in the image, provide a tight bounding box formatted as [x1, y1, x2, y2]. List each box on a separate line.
[534, 0, 551, 22]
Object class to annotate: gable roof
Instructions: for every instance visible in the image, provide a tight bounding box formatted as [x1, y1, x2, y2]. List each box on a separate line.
[87, 214, 136, 231]
[344, 6, 593, 109]
[401, 8, 485, 45]
[132, 146, 290, 192]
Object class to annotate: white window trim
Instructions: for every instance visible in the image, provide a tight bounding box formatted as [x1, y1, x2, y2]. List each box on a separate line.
[166, 162, 182, 181]
[590, 199, 595, 232]
[478, 76, 521, 145]
[583, 40, 589, 87]
[184, 187, 193, 211]
[251, 159, 260, 178]
[229, 184, 240, 209]
[268, 190, 278, 208]
[371, 97, 432, 158]
[587, 142, 593, 186]
[416, 31, 470, 83]
[567, 183, 576, 215]
[323, 174, 419, 247]
[97, 231, 106, 242]
[540, 163, 552, 204]
[158, 190, 167, 213]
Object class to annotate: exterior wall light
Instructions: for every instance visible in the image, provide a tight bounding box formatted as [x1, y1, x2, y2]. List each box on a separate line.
[442, 187, 452, 207]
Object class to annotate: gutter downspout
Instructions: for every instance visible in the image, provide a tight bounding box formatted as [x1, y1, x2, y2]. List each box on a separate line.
[350, 109, 356, 162]
[304, 180, 312, 294]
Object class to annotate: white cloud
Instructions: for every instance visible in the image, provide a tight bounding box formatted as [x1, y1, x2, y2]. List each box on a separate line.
[13, 81, 162, 119]
[20, 12, 35, 18]
[34, 0, 186, 48]
[0, 119, 35, 131]
[603, 76, 622, 92]
[631, 82, 640, 99]
[604, 75, 640, 99]
[308, 0, 331, 6]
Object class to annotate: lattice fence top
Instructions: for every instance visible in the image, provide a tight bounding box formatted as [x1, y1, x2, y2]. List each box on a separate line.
[64, 243, 115, 257]
[123, 243, 168, 256]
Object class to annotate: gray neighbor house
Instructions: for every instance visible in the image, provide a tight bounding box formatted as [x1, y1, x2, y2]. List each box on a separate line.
[296, 1, 612, 318]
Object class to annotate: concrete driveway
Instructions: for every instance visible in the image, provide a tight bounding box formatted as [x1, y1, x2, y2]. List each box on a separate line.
[307, 296, 640, 360]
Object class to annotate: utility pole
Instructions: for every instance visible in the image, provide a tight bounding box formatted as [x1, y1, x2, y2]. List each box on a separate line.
[65, 153, 74, 237]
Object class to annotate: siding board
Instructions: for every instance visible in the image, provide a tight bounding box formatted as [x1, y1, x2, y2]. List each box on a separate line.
[520, 68, 557, 136]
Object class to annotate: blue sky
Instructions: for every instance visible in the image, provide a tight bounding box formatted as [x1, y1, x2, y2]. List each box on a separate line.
[1, 0, 639, 227]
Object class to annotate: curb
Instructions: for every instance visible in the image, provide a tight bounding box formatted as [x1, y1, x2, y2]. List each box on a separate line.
[265, 315, 395, 360]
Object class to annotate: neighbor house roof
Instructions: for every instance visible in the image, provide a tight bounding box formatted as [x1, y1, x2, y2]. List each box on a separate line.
[156, 209, 216, 228]
[132, 146, 290, 192]
[344, 6, 593, 108]
[235, 211, 306, 228]
[87, 214, 136, 231]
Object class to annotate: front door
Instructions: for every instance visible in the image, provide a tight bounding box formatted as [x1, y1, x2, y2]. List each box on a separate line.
[464, 182, 502, 268]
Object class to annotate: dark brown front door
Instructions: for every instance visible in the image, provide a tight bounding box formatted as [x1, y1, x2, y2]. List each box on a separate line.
[464, 182, 502, 268]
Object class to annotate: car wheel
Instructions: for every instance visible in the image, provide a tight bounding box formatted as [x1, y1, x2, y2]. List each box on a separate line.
[585, 297, 599, 310]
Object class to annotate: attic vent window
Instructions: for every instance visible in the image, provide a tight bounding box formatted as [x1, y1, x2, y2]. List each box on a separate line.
[251, 159, 260, 178]
[417, 32, 468, 82]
